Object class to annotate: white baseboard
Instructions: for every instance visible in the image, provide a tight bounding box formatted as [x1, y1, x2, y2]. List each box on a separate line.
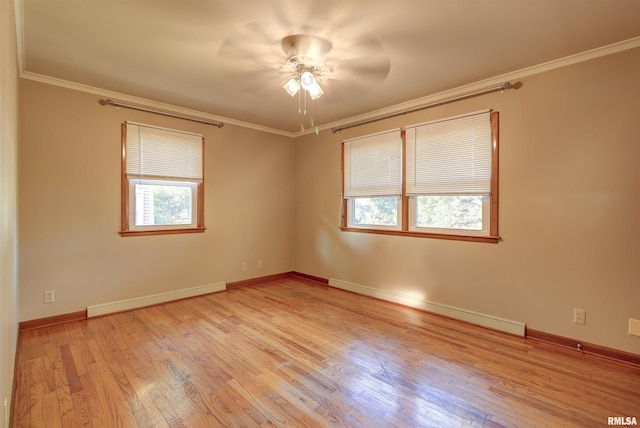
[87, 282, 226, 318]
[328, 278, 525, 337]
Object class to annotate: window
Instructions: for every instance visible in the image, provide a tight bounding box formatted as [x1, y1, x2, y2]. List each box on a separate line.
[121, 122, 205, 236]
[341, 111, 499, 243]
[342, 129, 402, 230]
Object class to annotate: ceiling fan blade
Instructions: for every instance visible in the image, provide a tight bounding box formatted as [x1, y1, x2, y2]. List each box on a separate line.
[332, 33, 388, 60]
[333, 57, 390, 78]
[318, 31, 390, 95]
[281, 34, 333, 59]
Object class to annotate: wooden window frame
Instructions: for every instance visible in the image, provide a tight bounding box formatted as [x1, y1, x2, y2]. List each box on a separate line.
[341, 112, 499, 244]
[120, 123, 206, 237]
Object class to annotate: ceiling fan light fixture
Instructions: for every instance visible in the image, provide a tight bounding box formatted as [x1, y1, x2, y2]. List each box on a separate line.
[280, 36, 330, 107]
[283, 78, 300, 97]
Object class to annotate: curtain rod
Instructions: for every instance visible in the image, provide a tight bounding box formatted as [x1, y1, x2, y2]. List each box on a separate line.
[99, 99, 224, 128]
[331, 81, 520, 133]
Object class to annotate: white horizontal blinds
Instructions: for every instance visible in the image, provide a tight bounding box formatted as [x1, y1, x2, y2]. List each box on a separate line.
[405, 111, 491, 195]
[343, 129, 402, 198]
[126, 122, 203, 182]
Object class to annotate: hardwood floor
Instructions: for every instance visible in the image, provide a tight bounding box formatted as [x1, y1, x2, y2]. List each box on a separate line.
[12, 277, 640, 427]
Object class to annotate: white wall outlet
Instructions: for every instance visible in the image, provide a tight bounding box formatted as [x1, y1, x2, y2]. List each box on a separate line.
[629, 319, 640, 336]
[573, 308, 586, 325]
[43, 290, 55, 304]
[257, 260, 263, 268]
[4, 397, 8, 428]
[241, 262, 248, 271]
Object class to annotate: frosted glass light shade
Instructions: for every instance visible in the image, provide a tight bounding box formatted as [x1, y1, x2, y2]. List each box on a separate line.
[308, 82, 324, 100]
[300, 71, 317, 90]
[283, 78, 300, 96]
[283, 72, 324, 100]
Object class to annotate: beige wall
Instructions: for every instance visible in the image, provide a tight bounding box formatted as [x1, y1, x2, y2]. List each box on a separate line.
[16, 44, 640, 356]
[19, 80, 295, 321]
[1, 0, 19, 422]
[294, 47, 640, 354]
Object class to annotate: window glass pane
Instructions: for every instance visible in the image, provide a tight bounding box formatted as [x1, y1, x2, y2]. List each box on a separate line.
[352, 197, 399, 226]
[134, 183, 193, 226]
[415, 195, 483, 230]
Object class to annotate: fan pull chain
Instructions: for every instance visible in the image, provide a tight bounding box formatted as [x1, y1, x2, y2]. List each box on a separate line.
[304, 89, 308, 116]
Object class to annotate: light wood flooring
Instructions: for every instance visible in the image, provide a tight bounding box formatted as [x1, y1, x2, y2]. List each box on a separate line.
[12, 277, 640, 427]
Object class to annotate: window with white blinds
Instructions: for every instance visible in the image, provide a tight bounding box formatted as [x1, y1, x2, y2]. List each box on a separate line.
[126, 122, 203, 182]
[340, 111, 499, 242]
[121, 122, 205, 236]
[343, 129, 402, 198]
[405, 111, 491, 196]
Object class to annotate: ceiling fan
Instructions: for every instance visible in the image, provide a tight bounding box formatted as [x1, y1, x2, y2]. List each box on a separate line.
[216, 19, 391, 109]
[280, 34, 332, 102]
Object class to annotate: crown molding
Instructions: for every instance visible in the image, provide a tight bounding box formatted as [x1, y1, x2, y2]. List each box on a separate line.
[301, 36, 640, 137]
[14, 0, 25, 74]
[19, 71, 296, 137]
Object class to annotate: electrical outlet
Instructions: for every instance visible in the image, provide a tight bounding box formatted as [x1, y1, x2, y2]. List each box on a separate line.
[241, 262, 248, 271]
[257, 260, 263, 268]
[573, 308, 586, 325]
[43, 290, 55, 304]
[629, 319, 640, 336]
[4, 397, 8, 428]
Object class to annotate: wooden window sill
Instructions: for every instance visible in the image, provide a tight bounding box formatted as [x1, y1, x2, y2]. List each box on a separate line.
[120, 227, 206, 237]
[340, 227, 500, 243]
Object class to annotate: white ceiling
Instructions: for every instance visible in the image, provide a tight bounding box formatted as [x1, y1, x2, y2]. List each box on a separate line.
[16, 0, 640, 134]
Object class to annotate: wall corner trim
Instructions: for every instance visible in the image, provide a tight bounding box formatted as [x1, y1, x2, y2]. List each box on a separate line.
[86, 282, 226, 318]
[328, 278, 526, 337]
